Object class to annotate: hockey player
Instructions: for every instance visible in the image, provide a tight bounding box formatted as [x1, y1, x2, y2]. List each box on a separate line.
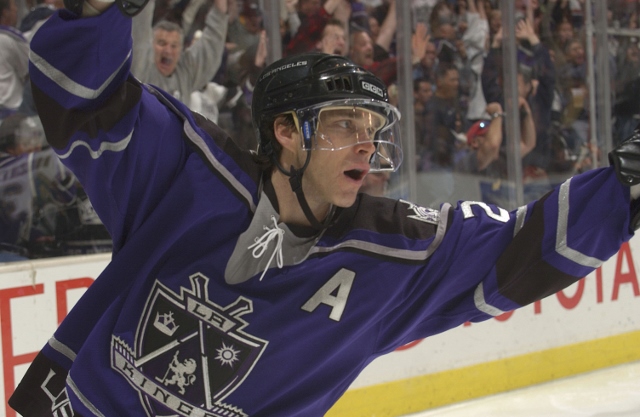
[9, 0, 640, 415]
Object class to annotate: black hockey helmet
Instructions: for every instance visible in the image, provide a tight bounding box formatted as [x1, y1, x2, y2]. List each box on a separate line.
[252, 52, 402, 172]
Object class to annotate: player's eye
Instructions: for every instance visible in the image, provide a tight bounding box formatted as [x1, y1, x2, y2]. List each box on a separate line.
[334, 119, 355, 131]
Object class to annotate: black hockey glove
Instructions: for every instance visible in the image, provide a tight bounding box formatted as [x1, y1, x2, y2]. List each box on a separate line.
[609, 124, 640, 232]
[64, 0, 150, 16]
[609, 124, 640, 186]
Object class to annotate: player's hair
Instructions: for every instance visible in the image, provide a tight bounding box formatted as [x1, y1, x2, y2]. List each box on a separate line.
[253, 113, 296, 172]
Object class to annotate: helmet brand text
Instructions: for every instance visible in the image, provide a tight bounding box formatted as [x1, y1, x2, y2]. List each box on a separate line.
[361, 81, 384, 98]
[259, 61, 308, 82]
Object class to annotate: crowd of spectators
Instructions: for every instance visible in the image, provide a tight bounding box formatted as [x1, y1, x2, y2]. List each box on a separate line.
[2, 0, 640, 261]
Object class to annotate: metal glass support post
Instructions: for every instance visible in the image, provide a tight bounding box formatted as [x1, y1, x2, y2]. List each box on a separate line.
[396, 0, 417, 202]
[263, 0, 282, 64]
[584, 0, 597, 169]
[593, 0, 612, 162]
[501, 0, 524, 208]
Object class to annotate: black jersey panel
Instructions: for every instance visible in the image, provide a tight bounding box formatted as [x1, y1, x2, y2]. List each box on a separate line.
[326, 193, 440, 242]
[33, 77, 142, 150]
[495, 195, 578, 306]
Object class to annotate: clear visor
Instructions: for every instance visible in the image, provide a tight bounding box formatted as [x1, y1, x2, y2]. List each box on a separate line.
[293, 99, 403, 172]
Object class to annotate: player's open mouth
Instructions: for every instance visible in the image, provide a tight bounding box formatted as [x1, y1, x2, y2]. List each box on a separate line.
[344, 169, 366, 181]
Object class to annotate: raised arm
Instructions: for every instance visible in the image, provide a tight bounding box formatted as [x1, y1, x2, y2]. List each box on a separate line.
[375, 0, 396, 53]
[130, 0, 155, 77]
[30, 3, 187, 248]
[462, 0, 489, 53]
[475, 103, 503, 170]
[179, 0, 228, 93]
[518, 97, 536, 157]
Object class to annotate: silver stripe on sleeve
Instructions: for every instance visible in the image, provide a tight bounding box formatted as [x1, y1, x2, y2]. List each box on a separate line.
[514, 205, 527, 237]
[556, 179, 604, 268]
[474, 282, 505, 316]
[58, 130, 133, 160]
[48, 336, 77, 361]
[67, 375, 107, 417]
[183, 120, 256, 212]
[145, 85, 257, 213]
[310, 239, 431, 261]
[431, 202, 450, 255]
[29, 50, 132, 100]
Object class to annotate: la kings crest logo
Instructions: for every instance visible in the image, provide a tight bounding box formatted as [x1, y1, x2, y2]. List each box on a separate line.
[111, 273, 268, 417]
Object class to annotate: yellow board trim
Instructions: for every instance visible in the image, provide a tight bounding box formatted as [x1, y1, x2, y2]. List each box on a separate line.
[326, 329, 640, 417]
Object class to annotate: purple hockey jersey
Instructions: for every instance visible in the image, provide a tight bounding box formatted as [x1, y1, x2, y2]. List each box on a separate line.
[9, 6, 636, 417]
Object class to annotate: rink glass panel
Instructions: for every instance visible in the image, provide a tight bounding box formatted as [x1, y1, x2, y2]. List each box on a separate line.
[3, 0, 639, 261]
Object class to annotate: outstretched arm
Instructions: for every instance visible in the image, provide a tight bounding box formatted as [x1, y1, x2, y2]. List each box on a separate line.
[377, 165, 636, 350]
[518, 98, 536, 157]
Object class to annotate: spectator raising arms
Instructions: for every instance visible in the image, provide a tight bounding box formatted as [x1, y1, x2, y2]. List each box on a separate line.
[461, 0, 490, 122]
[317, 17, 347, 55]
[130, 0, 228, 108]
[226, 0, 262, 54]
[285, 0, 349, 56]
[456, 99, 536, 176]
[351, 21, 430, 87]
[482, 17, 555, 177]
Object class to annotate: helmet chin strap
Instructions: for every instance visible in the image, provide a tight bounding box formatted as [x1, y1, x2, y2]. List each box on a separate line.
[274, 151, 335, 231]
